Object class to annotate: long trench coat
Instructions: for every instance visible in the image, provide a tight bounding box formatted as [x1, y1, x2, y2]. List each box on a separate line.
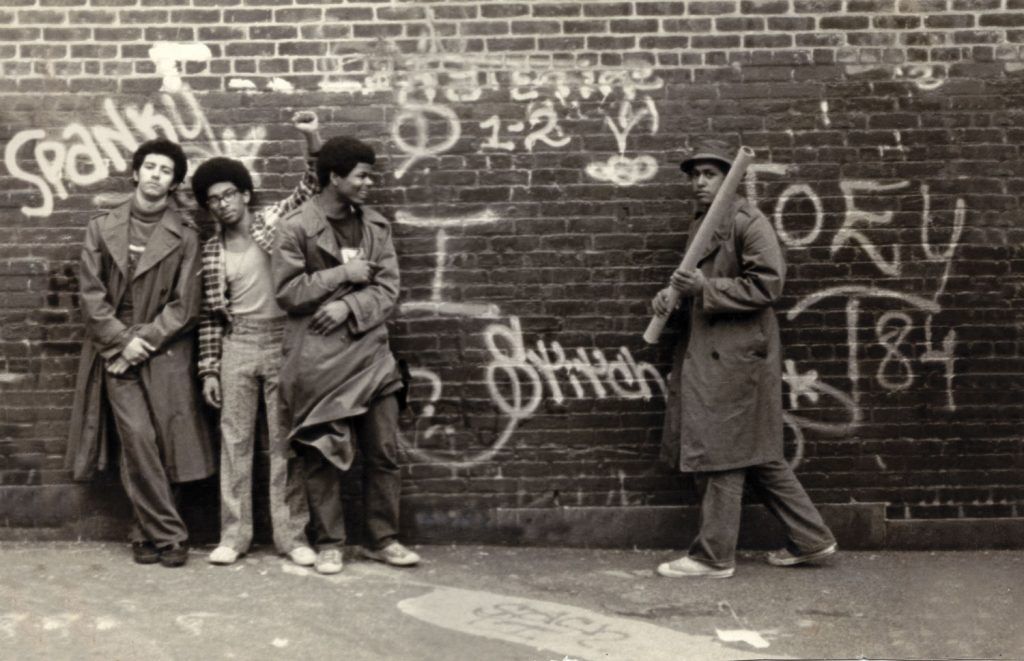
[65, 201, 214, 483]
[273, 197, 401, 470]
[659, 195, 787, 473]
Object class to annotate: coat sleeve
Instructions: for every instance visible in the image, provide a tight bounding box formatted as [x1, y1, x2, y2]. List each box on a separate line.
[250, 157, 319, 253]
[273, 217, 350, 315]
[135, 229, 203, 350]
[341, 222, 399, 334]
[700, 211, 785, 314]
[78, 217, 131, 360]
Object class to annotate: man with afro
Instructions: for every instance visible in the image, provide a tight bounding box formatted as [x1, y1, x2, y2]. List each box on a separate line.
[191, 111, 322, 567]
[67, 138, 212, 568]
[273, 134, 420, 574]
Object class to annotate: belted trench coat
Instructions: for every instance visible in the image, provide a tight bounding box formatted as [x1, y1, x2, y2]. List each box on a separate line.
[65, 201, 214, 483]
[273, 198, 401, 470]
[659, 195, 787, 473]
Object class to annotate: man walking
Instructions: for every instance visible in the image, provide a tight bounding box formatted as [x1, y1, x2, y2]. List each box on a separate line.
[273, 135, 420, 575]
[652, 139, 837, 578]
[67, 138, 212, 568]
[191, 111, 322, 567]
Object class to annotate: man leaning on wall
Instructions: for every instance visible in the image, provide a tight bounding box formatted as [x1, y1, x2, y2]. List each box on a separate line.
[66, 138, 213, 568]
[652, 139, 837, 579]
[191, 111, 323, 568]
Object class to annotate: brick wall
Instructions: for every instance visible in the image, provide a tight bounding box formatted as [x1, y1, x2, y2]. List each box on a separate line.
[2, 0, 1023, 543]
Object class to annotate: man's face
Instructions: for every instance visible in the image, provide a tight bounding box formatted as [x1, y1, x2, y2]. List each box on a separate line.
[205, 181, 250, 226]
[331, 162, 374, 205]
[689, 161, 726, 206]
[134, 154, 177, 200]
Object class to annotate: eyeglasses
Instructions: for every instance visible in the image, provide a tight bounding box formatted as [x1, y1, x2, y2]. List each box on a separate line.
[207, 188, 240, 208]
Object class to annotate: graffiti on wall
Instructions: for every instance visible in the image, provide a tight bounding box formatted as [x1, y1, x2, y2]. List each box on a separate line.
[3, 43, 266, 218]
[315, 10, 663, 186]
[748, 165, 965, 463]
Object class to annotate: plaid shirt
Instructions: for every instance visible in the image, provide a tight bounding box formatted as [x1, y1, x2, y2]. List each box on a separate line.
[197, 159, 318, 379]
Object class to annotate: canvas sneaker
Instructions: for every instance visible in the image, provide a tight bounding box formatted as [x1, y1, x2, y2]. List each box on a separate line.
[362, 542, 420, 567]
[207, 546, 240, 565]
[767, 542, 837, 567]
[287, 546, 317, 567]
[314, 548, 344, 574]
[657, 556, 735, 579]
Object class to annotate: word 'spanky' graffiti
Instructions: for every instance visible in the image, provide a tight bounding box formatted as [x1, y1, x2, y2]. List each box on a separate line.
[4, 44, 265, 218]
[315, 10, 662, 186]
[747, 166, 964, 464]
[401, 316, 666, 468]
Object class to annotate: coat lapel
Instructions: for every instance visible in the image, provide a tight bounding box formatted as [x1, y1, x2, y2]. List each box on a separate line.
[308, 198, 342, 266]
[693, 194, 739, 267]
[132, 206, 183, 281]
[97, 202, 131, 279]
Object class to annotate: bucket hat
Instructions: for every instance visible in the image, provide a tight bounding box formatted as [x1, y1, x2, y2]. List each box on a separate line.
[679, 139, 735, 174]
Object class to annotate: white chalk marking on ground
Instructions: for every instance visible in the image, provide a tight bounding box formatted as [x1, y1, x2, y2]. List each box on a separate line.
[94, 616, 118, 631]
[272, 638, 289, 648]
[598, 570, 635, 579]
[716, 628, 770, 649]
[0, 613, 29, 639]
[175, 612, 218, 636]
[398, 587, 783, 661]
[41, 613, 80, 633]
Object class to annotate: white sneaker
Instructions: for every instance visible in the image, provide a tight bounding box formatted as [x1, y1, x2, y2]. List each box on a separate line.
[207, 546, 239, 565]
[314, 548, 344, 574]
[287, 546, 316, 567]
[657, 556, 734, 579]
[361, 541, 420, 567]
[767, 542, 837, 567]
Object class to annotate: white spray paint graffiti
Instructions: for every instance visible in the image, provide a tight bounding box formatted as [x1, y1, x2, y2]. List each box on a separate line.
[402, 316, 665, 468]
[148, 42, 211, 94]
[314, 10, 663, 185]
[746, 166, 965, 465]
[4, 44, 266, 218]
[845, 62, 947, 91]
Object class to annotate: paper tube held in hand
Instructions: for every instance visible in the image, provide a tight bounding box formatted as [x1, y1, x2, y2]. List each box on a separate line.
[643, 146, 756, 344]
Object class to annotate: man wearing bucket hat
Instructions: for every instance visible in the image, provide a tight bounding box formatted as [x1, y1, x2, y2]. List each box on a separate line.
[651, 138, 836, 579]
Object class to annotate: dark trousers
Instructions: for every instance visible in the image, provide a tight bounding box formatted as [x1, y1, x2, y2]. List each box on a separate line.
[687, 459, 835, 569]
[104, 371, 188, 547]
[299, 394, 401, 551]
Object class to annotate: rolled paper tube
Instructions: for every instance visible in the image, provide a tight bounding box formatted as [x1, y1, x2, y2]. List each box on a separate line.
[643, 146, 756, 344]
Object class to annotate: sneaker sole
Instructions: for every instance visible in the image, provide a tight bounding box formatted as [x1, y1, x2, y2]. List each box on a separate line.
[657, 564, 734, 579]
[361, 549, 419, 567]
[768, 544, 837, 567]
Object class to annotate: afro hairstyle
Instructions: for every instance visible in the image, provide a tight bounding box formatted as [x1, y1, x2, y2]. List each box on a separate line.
[131, 138, 189, 187]
[191, 157, 255, 210]
[316, 136, 376, 187]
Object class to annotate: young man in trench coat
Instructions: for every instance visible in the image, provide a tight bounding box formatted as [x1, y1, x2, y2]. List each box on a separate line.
[272, 136, 420, 575]
[652, 139, 837, 578]
[66, 138, 213, 568]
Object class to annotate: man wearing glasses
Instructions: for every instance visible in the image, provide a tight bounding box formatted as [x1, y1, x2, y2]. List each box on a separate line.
[190, 111, 321, 566]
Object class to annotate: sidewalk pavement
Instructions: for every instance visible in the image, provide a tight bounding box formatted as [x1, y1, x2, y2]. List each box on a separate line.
[0, 541, 1020, 661]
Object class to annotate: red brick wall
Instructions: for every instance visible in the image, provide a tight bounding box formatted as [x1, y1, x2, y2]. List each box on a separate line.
[2, 0, 1023, 538]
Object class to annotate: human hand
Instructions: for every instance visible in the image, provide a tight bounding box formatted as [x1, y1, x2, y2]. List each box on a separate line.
[121, 336, 155, 365]
[651, 287, 677, 317]
[310, 300, 350, 335]
[202, 376, 222, 409]
[669, 268, 706, 298]
[343, 258, 378, 285]
[106, 356, 131, 375]
[292, 110, 319, 134]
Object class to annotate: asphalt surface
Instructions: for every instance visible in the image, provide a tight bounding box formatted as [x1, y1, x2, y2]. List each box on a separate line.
[0, 542, 1020, 660]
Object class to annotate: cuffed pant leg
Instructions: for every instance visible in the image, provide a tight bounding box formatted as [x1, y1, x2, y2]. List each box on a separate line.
[352, 394, 401, 548]
[748, 459, 836, 554]
[687, 468, 746, 569]
[264, 361, 310, 554]
[218, 338, 259, 554]
[298, 438, 346, 551]
[105, 371, 187, 547]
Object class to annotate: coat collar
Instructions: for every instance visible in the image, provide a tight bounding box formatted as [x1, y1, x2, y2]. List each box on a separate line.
[691, 193, 741, 266]
[96, 199, 185, 280]
[302, 196, 368, 264]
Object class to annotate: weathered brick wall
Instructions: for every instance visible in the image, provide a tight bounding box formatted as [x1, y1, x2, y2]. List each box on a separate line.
[2, 0, 1023, 542]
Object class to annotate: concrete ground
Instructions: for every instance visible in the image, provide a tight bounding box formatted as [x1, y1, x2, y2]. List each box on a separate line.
[0, 542, 1020, 660]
